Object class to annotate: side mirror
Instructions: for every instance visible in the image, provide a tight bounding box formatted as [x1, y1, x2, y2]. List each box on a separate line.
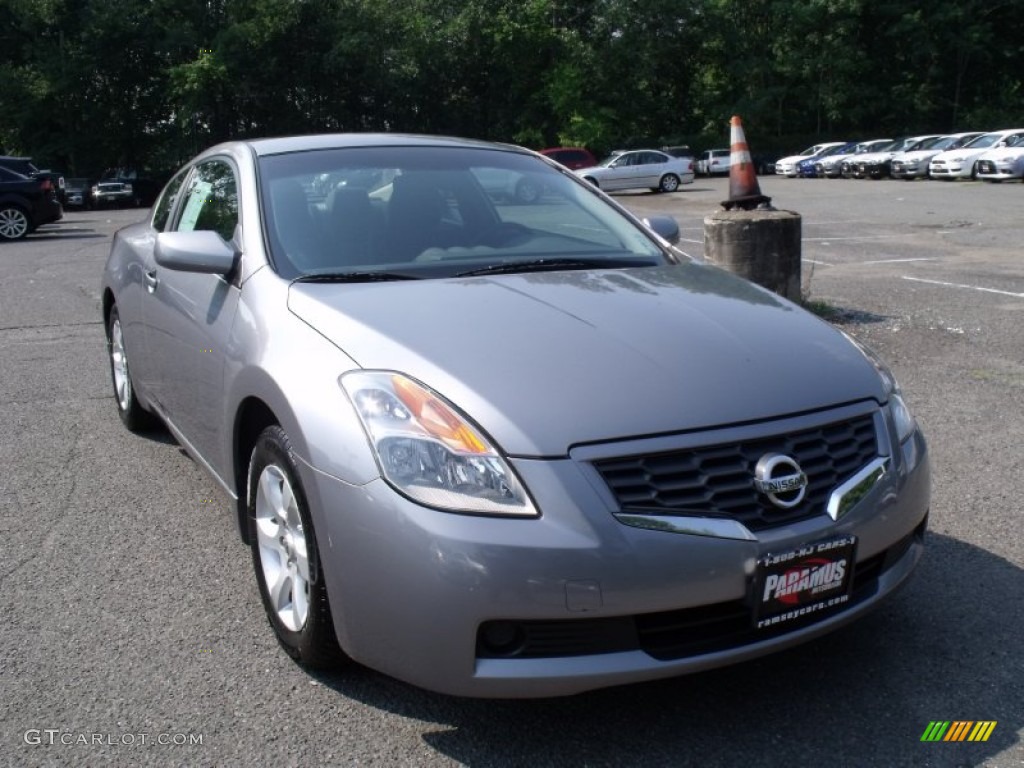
[643, 215, 681, 245]
[155, 230, 238, 274]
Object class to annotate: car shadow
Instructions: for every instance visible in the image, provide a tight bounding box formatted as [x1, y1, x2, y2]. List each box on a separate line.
[308, 531, 1021, 767]
[805, 303, 890, 326]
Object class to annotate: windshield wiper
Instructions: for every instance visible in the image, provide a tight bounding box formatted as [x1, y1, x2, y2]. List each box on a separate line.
[293, 271, 421, 283]
[454, 257, 654, 278]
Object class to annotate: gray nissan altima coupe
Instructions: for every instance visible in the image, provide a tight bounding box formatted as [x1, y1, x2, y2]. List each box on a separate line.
[101, 134, 929, 698]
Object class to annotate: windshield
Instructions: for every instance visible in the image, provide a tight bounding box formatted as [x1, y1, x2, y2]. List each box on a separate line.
[929, 135, 967, 151]
[964, 133, 1004, 149]
[259, 146, 667, 280]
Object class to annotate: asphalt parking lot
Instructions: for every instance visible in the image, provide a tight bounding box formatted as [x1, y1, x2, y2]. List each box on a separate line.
[1, 177, 1021, 768]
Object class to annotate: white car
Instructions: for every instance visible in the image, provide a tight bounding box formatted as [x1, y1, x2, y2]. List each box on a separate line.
[929, 129, 1024, 179]
[774, 143, 846, 177]
[695, 148, 731, 176]
[816, 139, 892, 178]
[975, 135, 1024, 181]
[890, 132, 984, 179]
[577, 149, 695, 193]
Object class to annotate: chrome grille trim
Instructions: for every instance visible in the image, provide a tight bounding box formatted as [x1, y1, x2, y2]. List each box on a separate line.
[583, 402, 884, 532]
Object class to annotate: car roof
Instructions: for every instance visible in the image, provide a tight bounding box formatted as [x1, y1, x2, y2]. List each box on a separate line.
[236, 133, 527, 158]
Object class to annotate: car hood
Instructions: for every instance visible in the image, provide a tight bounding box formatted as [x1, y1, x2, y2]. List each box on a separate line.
[288, 265, 885, 456]
[896, 149, 941, 161]
[857, 151, 897, 162]
[933, 147, 988, 162]
[979, 146, 1024, 160]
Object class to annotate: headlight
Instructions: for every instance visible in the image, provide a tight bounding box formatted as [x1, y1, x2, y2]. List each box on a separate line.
[341, 371, 537, 517]
[841, 333, 918, 444]
[888, 391, 916, 444]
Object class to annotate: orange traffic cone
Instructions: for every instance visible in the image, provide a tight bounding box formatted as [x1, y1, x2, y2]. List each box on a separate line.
[722, 115, 771, 210]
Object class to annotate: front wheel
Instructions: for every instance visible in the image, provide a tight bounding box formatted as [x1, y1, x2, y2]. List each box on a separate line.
[106, 306, 157, 432]
[249, 425, 343, 668]
[0, 204, 30, 241]
[659, 174, 680, 193]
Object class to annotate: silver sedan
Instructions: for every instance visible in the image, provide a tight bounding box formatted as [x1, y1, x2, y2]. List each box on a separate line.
[576, 149, 695, 192]
[102, 134, 929, 697]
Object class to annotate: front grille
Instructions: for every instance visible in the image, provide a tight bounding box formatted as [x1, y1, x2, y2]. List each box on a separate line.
[476, 525, 924, 661]
[592, 413, 878, 531]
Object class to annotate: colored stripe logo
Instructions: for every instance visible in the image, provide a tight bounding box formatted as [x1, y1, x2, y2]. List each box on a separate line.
[921, 721, 997, 742]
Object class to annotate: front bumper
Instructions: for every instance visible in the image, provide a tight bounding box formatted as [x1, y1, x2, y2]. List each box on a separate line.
[303, 404, 930, 698]
[976, 159, 1023, 180]
[94, 191, 134, 206]
[928, 161, 971, 178]
[891, 161, 926, 179]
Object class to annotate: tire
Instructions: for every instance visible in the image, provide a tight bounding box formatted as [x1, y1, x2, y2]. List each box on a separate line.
[0, 204, 31, 241]
[248, 425, 343, 668]
[659, 174, 680, 193]
[106, 306, 157, 432]
[514, 177, 542, 204]
[583, 176, 598, 188]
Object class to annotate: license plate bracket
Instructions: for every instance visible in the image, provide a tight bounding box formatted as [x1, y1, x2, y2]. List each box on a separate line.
[753, 535, 856, 630]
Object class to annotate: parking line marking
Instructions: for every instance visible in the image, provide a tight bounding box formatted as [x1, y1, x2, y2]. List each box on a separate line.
[803, 258, 833, 266]
[803, 234, 914, 242]
[861, 258, 937, 265]
[902, 276, 1024, 298]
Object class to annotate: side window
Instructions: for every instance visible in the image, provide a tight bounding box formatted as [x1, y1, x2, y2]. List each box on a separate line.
[151, 169, 188, 232]
[175, 159, 239, 241]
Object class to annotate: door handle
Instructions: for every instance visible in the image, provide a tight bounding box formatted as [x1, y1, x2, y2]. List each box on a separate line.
[144, 270, 158, 292]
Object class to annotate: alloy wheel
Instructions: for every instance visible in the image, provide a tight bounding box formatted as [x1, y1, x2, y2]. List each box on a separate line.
[0, 207, 29, 240]
[255, 465, 311, 632]
[109, 316, 132, 411]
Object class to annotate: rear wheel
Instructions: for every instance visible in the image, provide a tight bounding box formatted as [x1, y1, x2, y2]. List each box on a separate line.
[659, 174, 680, 193]
[0, 204, 30, 241]
[249, 425, 343, 668]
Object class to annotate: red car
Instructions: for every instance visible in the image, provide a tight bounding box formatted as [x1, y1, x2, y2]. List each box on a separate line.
[539, 147, 598, 170]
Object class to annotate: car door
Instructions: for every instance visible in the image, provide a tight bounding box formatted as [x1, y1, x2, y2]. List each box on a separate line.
[124, 167, 189, 398]
[143, 157, 241, 465]
[638, 151, 670, 186]
[610, 152, 648, 190]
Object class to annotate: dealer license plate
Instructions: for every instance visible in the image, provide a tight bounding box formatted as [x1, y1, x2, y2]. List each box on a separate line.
[754, 535, 856, 630]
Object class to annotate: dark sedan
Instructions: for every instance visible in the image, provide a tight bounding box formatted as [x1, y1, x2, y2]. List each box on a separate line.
[0, 167, 63, 241]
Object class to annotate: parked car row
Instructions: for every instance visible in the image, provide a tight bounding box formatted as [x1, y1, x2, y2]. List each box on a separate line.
[777, 129, 1024, 181]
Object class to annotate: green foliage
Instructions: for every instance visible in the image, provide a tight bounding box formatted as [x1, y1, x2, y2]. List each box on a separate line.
[1, 0, 1023, 172]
